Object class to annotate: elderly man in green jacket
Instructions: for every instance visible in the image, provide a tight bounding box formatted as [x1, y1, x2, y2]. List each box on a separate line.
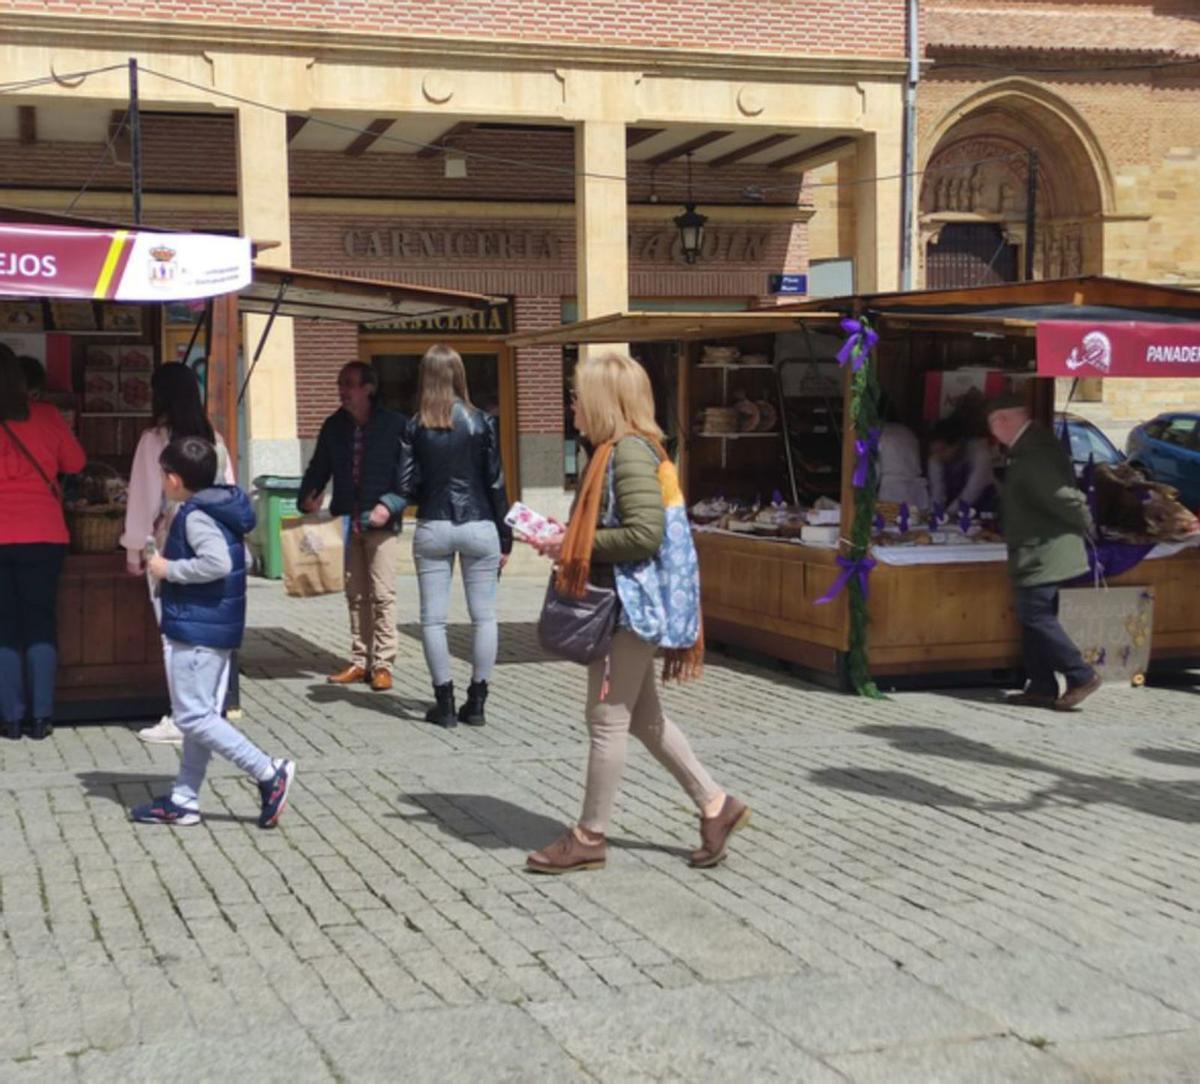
[988, 394, 1101, 711]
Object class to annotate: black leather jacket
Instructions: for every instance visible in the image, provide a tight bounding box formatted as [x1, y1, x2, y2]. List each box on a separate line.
[396, 402, 512, 553]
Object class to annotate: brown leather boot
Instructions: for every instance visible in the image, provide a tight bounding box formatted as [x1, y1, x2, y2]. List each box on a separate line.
[327, 664, 368, 685]
[1056, 672, 1102, 711]
[369, 669, 393, 692]
[527, 829, 606, 874]
[691, 795, 750, 868]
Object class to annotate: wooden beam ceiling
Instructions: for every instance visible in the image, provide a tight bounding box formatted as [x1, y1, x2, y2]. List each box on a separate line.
[344, 118, 395, 157]
[286, 115, 308, 143]
[706, 133, 794, 169]
[17, 106, 36, 145]
[767, 135, 857, 171]
[416, 121, 476, 158]
[625, 126, 665, 148]
[644, 130, 733, 167]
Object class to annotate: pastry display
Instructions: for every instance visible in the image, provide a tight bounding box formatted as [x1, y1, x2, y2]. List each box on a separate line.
[701, 345, 740, 366]
[698, 406, 740, 435]
[738, 353, 769, 367]
[734, 397, 760, 433]
[689, 496, 731, 523]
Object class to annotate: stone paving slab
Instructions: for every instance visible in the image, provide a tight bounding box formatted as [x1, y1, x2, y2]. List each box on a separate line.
[2, 576, 1200, 1081]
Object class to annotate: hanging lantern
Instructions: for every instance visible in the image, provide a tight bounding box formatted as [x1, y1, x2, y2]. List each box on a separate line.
[674, 152, 708, 264]
[674, 203, 708, 264]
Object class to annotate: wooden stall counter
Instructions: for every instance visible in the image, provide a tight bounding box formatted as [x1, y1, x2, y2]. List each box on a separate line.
[694, 530, 849, 675]
[696, 529, 1200, 688]
[56, 554, 168, 723]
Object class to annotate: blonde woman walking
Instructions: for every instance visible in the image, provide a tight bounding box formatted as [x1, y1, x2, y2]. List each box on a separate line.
[396, 345, 512, 727]
[526, 351, 749, 873]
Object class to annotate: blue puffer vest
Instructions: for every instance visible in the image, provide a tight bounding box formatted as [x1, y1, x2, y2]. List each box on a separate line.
[161, 485, 256, 650]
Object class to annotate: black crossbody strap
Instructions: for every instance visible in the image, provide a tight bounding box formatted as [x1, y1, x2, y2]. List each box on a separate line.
[0, 418, 62, 500]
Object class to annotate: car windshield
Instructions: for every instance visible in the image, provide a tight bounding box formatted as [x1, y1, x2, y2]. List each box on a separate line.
[1060, 418, 1122, 464]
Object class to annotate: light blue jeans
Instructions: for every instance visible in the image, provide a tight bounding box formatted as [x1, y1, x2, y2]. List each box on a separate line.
[167, 641, 274, 812]
[412, 520, 501, 686]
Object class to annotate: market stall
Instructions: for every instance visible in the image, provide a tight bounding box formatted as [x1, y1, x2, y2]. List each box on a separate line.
[2, 214, 499, 721]
[510, 277, 1200, 693]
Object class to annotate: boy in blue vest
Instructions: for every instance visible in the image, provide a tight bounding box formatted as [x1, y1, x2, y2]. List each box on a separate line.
[130, 436, 295, 828]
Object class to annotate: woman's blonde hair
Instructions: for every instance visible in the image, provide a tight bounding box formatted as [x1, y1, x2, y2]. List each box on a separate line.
[417, 343, 472, 428]
[573, 351, 663, 445]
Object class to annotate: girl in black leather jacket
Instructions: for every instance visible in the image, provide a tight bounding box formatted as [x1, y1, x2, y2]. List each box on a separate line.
[396, 345, 512, 727]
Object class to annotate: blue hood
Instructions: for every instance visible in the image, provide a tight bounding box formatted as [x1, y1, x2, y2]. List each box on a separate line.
[190, 485, 256, 538]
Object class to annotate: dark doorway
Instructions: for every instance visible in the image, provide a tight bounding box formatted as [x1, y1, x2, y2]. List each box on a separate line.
[926, 223, 1018, 289]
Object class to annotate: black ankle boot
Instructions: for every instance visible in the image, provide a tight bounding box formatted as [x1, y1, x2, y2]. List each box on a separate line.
[424, 682, 456, 728]
[28, 718, 53, 741]
[2, 719, 20, 741]
[457, 681, 488, 727]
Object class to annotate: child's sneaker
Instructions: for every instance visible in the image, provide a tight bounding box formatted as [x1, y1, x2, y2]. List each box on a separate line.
[130, 795, 201, 826]
[137, 715, 184, 745]
[258, 759, 296, 829]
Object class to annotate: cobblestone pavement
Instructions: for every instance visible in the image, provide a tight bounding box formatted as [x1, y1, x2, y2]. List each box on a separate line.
[3, 575, 1200, 1082]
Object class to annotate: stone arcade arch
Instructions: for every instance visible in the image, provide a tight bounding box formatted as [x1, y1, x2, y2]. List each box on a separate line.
[919, 82, 1111, 289]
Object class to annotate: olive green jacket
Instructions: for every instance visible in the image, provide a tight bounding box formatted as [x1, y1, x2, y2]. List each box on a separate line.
[1000, 422, 1092, 587]
[588, 437, 665, 588]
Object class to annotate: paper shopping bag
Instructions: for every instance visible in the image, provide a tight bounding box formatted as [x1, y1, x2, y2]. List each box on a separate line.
[280, 514, 345, 597]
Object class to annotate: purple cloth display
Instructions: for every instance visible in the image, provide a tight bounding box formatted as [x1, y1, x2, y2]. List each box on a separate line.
[1066, 540, 1156, 586]
[815, 554, 877, 605]
[836, 318, 879, 373]
[852, 427, 881, 489]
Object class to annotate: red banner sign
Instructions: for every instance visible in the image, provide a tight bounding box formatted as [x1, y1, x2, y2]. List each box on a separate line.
[0, 224, 251, 301]
[1037, 320, 1200, 379]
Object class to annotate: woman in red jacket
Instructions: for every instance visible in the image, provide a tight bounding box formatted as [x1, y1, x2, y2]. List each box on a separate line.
[0, 346, 87, 740]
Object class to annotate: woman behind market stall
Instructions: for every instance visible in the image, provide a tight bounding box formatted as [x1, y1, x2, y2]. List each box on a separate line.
[0, 344, 87, 740]
[525, 351, 749, 874]
[122, 363, 235, 746]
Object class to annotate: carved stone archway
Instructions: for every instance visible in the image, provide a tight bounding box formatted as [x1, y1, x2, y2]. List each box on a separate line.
[919, 87, 1107, 287]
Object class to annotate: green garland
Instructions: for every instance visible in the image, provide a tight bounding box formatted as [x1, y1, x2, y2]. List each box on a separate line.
[844, 319, 883, 699]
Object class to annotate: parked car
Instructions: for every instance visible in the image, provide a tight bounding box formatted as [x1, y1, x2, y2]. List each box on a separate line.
[1126, 412, 1200, 511]
[1054, 412, 1125, 471]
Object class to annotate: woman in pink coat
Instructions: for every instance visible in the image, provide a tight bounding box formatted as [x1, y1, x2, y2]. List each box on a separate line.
[121, 363, 234, 745]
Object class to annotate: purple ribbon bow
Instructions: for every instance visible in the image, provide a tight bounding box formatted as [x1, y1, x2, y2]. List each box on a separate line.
[836, 317, 879, 372]
[852, 427, 882, 489]
[815, 554, 878, 605]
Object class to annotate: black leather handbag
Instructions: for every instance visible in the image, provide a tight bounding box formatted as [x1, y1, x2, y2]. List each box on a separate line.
[537, 573, 616, 665]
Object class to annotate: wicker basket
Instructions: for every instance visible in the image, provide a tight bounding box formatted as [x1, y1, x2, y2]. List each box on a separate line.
[65, 462, 127, 554]
[66, 503, 126, 554]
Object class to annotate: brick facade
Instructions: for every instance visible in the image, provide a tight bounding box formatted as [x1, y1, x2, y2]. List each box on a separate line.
[6, 0, 905, 56]
[920, 0, 1200, 434]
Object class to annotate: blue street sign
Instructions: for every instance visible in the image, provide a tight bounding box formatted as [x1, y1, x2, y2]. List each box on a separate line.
[768, 273, 808, 295]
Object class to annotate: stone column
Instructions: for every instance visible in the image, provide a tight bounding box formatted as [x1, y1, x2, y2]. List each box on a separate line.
[853, 126, 905, 293]
[574, 119, 629, 335]
[236, 104, 299, 479]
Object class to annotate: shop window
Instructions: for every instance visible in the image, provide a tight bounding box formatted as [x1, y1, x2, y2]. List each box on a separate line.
[368, 351, 502, 425]
[562, 341, 681, 488]
[559, 298, 748, 487]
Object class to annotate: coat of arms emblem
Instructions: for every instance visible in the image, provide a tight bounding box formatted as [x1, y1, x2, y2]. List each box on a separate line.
[148, 244, 178, 287]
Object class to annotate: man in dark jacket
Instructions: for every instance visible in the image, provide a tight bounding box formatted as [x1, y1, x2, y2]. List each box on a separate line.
[988, 394, 1101, 710]
[299, 362, 406, 691]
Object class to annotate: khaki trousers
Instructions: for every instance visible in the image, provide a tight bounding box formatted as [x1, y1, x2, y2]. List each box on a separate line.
[345, 528, 400, 671]
[579, 629, 721, 835]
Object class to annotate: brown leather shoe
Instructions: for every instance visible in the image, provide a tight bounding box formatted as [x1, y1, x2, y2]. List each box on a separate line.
[527, 829, 606, 874]
[1005, 691, 1058, 709]
[369, 669, 393, 692]
[1056, 672, 1102, 711]
[691, 795, 750, 869]
[327, 664, 368, 685]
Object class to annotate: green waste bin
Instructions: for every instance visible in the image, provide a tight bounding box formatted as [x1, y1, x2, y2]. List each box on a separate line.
[253, 475, 304, 579]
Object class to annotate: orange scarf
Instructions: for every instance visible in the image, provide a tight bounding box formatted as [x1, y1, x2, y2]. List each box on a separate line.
[556, 436, 704, 685]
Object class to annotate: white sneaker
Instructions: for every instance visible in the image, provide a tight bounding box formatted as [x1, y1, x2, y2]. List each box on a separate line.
[138, 715, 183, 745]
